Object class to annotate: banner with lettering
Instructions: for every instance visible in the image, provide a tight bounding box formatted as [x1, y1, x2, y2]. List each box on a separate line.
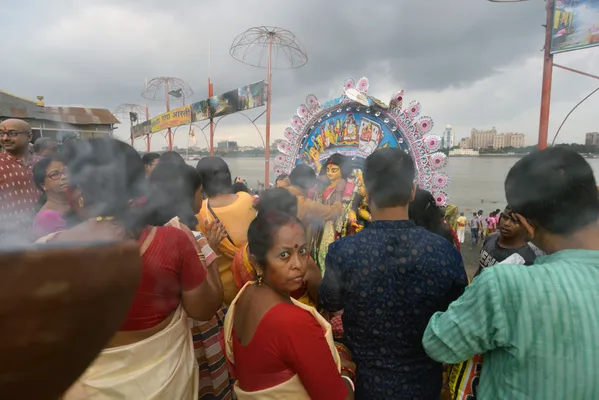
[150, 105, 192, 133]
[132, 81, 267, 138]
[131, 120, 151, 138]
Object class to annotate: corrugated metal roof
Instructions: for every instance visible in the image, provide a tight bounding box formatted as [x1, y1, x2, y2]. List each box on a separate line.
[0, 91, 120, 125]
[42, 107, 120, 125]
[0, 90, 37, 104]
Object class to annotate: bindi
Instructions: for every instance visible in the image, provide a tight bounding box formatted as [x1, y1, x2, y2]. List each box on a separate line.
[294, 244, 299, 249]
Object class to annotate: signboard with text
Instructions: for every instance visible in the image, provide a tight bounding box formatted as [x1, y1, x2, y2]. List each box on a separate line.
[150, 105, 192, 133]
[131, 81, 267, 138]
[551, 0, 599, 54]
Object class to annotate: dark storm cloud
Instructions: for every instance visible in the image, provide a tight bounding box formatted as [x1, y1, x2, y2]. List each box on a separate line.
[1, 0, 547, 127]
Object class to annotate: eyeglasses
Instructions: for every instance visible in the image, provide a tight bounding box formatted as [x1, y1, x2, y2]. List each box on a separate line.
[1, 130, 31, 138]
[47, 170, 68, 180]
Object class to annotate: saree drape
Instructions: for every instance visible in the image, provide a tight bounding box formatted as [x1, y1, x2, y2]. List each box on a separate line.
[223, 282, 341, 399]
[62, 306, 198, 399]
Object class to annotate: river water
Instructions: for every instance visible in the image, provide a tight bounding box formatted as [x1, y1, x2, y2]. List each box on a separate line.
[187, 157, 599, 213]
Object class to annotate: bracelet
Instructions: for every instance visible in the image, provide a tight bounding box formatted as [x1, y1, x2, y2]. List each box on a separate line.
[341, 366, 356, 382]
[341, 375, 355, 392]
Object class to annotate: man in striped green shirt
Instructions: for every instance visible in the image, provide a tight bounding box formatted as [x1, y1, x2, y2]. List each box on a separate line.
[423, 148, 599, 399]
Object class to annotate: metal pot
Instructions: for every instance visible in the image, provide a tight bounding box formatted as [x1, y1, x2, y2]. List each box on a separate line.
[0, 241, 141, 399]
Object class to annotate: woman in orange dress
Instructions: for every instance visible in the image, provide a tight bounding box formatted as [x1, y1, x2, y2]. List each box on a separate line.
[195, 157, 257, 305]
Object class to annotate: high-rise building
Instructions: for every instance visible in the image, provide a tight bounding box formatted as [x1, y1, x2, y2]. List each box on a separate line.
[216, 141, 238, 150]
[441, 125, 455, 149]
[470, 128, 497, 149]
[493, 132, 526, 149]
[585, 132, 599, 147]
[509, 133, 525, 148]
[459, 137, 472, 149]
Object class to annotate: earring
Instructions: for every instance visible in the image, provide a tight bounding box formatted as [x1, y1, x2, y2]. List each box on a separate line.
[256, 274, 263, 286]
[77, 197, 84, 208]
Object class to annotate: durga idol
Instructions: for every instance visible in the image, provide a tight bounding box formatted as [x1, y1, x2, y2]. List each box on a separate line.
[312, 153, 369, 274]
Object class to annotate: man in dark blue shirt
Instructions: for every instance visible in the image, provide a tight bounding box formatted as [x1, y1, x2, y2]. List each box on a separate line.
[320, 148, 468, 400]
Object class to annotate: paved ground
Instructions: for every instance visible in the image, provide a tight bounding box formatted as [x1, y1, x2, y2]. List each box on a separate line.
[459, 239, 482, 280]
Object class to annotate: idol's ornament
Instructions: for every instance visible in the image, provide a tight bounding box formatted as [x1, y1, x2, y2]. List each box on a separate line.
[274, 77, 450, 204]
[274, 77, 450, 272]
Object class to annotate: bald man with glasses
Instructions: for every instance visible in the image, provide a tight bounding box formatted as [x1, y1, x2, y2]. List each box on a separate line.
[0, 119, 42, 243]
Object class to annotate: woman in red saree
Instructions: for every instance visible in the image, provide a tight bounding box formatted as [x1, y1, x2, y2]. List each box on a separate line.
[148, 161, 234, 399]
[224, 210, 356, 399]
[230, 188, 321, 307]
[38, 139, 222, 399]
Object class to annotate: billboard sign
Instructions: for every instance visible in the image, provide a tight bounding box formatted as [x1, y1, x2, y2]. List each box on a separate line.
[131, 120, 151, 138]
[209, 89, 239, 117]
[190, 80, 266, 121]
[132, 81, 267, 137]
[551, 0, 599, 54]
[150, 105, 192, 133]
[238, 81, 266, 111]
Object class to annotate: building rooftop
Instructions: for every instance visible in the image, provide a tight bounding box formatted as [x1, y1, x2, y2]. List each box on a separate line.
[0, 90, 119, 125]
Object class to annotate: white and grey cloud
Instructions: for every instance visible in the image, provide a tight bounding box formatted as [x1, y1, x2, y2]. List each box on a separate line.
[1, 0, 597, 149]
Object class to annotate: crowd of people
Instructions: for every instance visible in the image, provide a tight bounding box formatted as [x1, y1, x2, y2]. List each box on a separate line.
[2, 116, 599, 399]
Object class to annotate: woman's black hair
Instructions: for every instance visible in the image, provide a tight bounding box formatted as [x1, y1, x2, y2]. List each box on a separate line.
[147, 162, 202, 229]
[254, 188, 298, 216]
[275, 173, 289, 182]
[159, 151, 186, 165]
[247, 210, 305, 268]
[324, 153, 352, 179]
[61, 138, 148, 238]
[232, 181, 250, 194]
[409, 188, 454, 244]
[196, 156, 232, 197]
[289, 164, 316, 190]
[32, 157, 55, 210]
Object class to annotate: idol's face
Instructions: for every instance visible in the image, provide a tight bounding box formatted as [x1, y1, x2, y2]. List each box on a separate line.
[326, 163, 341, 183]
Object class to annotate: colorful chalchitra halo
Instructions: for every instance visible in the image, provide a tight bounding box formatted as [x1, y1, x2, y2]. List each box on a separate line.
[273, 77, 450, 205]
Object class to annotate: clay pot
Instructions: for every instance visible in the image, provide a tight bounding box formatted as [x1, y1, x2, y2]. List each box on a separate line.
[0, 241, 141, 400]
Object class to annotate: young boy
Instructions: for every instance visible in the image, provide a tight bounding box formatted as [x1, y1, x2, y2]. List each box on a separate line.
[474, 206, 536, 277]
[469, 212, 479, 245]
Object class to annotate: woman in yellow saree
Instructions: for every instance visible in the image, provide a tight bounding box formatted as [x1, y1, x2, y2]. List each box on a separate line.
[230, 188, 321, 307]
[224, 210, 356, 399]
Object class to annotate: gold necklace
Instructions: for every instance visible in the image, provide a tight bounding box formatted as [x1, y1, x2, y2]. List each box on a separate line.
[95, 216, 115, 222]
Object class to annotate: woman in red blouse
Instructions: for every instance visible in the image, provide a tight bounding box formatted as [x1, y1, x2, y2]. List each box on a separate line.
[223, 210, 356, 399]
[39, 139, 221, 399]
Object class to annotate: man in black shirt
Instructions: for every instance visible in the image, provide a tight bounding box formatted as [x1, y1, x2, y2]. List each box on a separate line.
[474, 206, 536, 277]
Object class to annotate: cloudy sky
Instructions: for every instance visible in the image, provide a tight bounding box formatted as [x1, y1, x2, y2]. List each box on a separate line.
[2, 0, 598, 151]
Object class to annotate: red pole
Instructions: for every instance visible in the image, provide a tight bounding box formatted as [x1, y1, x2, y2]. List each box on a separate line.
[209, 80, 214, 155]
[264, 34, 273, 186]
[165, 81, 173, 151]
[129, 105, 134, 147]
[538, 0, 554, 150]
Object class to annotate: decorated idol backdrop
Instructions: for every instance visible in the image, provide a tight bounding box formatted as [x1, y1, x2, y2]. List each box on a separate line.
[274, 77, 451, 205]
